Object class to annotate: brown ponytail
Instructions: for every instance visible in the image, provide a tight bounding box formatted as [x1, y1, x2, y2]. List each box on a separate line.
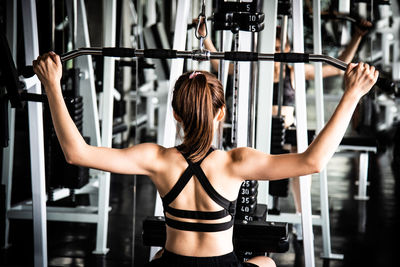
[172, 71, 225, 162]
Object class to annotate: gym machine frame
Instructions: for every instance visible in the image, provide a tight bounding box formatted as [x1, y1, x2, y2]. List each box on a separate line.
[19, 37, 390, 267]
[3, 1, 117, 266]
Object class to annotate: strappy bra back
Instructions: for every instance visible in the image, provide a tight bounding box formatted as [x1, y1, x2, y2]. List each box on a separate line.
[161, 147, 237, 232]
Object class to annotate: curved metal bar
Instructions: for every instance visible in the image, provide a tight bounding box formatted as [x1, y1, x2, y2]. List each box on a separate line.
[309, 54, 347, 71]
[22, 48, 394, 92]
[60, 47, 103, 62]
[25, 49, 349, 78]
[59, 48, 348, 71]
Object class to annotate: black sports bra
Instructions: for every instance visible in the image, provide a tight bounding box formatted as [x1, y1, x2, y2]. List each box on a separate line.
[161, 147, 237, 232]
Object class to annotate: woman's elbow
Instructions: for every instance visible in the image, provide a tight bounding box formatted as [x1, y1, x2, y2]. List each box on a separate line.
[64, 151, 79, 165]
[312, 162, 324, 174]
[63, 145, 86, 165]
[304, 153, 324, 174]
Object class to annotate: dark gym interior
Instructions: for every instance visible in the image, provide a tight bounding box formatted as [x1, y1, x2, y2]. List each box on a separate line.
[1, 0, 400, 266]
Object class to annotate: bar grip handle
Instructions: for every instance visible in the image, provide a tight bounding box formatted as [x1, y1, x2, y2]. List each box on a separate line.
[102, 47, 136, 57]
[225, 52, 258, 61]
[274, 53, 310, 63]
[143, 49, 177, 59]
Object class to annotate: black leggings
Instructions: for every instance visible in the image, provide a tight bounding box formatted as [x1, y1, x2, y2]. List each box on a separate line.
[145, 249, 259, 267]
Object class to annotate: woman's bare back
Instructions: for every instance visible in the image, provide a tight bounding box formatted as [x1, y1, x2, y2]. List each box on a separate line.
[151, 147, 243, 256]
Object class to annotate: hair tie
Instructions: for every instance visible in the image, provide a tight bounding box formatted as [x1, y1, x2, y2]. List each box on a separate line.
[189, 71, 201, 79]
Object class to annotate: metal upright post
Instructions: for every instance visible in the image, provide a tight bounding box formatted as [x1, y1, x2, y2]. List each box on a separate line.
[70, 0, 103, 215]
[152, 0, 191, 259]
[231, 33, 239, 146]
[292, 0, 315, 266]
[2, 0, 17, 249]
[248, 32, 258, 148]
[72, 0, 78, 50]
[313, 0, 344, 260]
[137, 0, 145, 49]
[190, 0, 199, 71]
[74, 0, 103, 214]
[22, 0, 48, 266]
[2, 101, 15, 250]
[232, 28, 256, 147]
[76, 0, 101, 147]
[355, 152, 370, 200]
[161, 0, 191, 149]
[93, 0, 117, 254]
[215, 29, 232, 149]
[236, 31, 252, 148]
[255, 0, 278, 205]
[145, 0, 157, 26]
[221, 31, 233, 91]
[277, 15, 288, 117]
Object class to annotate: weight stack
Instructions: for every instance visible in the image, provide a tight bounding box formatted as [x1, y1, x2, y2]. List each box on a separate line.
[235, 180, 265, 261]
[269, 116, 290, 198]
[236, 180, 258, 221]
[45, 68, 90, 196]
[63, 96, 89, 189]
[44, 96, 89, 192]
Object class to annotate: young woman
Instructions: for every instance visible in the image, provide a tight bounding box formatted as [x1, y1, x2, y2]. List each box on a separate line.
[33, 52, 378, 267]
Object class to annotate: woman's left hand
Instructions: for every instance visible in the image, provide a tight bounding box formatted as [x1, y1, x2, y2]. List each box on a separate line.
[33, 51, 62, 88]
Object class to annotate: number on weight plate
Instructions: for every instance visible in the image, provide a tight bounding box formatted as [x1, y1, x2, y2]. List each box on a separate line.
[241, 188, 250, 195]
[249, 25, 256, 32]
[241, 197, 250, 204]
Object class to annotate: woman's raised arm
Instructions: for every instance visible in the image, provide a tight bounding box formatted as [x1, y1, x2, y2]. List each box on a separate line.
[33, 52, 162, 176]
[229, 62, 379, 181]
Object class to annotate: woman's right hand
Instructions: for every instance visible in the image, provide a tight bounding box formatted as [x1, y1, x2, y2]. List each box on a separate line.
[344, 62, 379, 99]
[33, 51, 62, 89]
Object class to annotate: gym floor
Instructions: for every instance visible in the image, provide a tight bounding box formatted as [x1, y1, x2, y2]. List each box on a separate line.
[1, 144, 399, 266]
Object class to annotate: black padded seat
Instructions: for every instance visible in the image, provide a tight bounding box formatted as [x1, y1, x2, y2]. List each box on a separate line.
[340, 136, 377, 148]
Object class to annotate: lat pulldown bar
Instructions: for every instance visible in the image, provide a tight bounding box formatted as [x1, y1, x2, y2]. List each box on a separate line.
[21, 47, 396, 93]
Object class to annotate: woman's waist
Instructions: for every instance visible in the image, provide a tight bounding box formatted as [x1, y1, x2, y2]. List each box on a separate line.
[165, 227, 234, 257]
[159, 248, 238, 265]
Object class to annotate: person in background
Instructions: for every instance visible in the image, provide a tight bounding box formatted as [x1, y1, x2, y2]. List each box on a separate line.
[198, 18, 372, 240]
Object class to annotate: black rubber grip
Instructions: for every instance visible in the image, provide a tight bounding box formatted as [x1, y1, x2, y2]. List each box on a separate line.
[102, 47, 136, 57]
[376, 77, 396, 94]
[225, 52, 259, 61]
[143, 49, 177, 59]
[274, 53, 309, 63]
[20, 66, 35, 78]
